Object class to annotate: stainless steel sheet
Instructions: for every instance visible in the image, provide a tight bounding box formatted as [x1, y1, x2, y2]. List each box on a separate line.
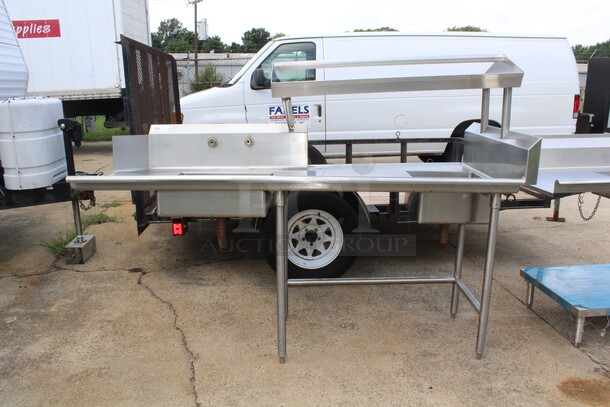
[524, 134, 610, 196]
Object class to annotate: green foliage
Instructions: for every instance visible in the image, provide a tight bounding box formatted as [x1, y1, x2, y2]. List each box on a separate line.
[242, 28, 271, 53]
[227, 42, 243, 53]
[40, 231, 77, 257]
[272, 33, 287, 39]
[200, 35, 226, 53]
[191, 65, 225, 92]
[572, 39, 610, 61]
[447, 25, 487, 32]
[100, 201, 121, 209]
[354, 27, 398, 32]
[152, 18, 194, 52]
[82, 116, 129, 142]
[40, 213, 119, 256]
[83, 213, 119, 226]
[151, 22, 277, 54]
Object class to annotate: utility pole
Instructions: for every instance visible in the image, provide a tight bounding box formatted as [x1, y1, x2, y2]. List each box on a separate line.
[188, 0, 203, 76]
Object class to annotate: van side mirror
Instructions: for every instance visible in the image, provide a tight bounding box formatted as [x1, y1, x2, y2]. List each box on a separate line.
[251, 68, 270, 90]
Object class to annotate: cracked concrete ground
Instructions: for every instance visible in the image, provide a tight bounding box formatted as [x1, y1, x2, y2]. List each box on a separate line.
[1, 141, 609, 406]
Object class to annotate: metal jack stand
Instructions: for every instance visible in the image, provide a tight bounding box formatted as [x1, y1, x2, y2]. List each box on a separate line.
[546, 198, 565, 222]
[65, 198, 96, 264]
[58, 119, 97, 264]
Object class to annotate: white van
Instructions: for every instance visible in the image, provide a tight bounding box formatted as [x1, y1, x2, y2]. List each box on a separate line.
[181, 32, 580, 160]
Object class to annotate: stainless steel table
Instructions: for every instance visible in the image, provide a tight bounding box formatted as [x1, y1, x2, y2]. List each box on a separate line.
[67, 55, 543, 362]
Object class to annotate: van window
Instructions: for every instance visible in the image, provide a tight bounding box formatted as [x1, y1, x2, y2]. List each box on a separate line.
[254, 42, 316, 88]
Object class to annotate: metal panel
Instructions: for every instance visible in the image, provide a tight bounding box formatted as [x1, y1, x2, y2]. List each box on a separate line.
[157, 190, 267, 217]
[112, 135, 149, 173]
[463, 124, 541, 185]
[582, 58, 610, 133]
[523, 134, 610, 196]
[119, 35, 182, 234]
[147, 124, 308, 170]
[418, 192, 490, 224]
[145, 124, 307, 218]
[120, 35, 181, 135]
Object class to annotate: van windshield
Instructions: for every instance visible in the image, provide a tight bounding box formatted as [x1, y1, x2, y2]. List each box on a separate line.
[223, 42, 275, 86]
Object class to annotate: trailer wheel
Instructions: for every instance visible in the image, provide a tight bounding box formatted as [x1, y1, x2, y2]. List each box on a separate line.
[264, 192, 358, 279]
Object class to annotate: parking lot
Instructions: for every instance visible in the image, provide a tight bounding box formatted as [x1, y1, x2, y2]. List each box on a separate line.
[1, 141, 609, 406]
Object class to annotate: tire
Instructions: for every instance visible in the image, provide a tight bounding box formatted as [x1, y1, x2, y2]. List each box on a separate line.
[264, 192, 358, 279]
[440, 120, 502, 162]
[308, 146, 327, 164]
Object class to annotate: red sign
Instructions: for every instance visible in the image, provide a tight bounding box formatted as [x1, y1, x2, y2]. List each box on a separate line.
[12, 20, 61, 39]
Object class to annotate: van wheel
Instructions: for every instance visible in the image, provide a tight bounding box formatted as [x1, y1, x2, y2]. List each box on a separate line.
[308, 146, 327, 164]
[264, 192, 357, 279]
[441, 120, 502, 162]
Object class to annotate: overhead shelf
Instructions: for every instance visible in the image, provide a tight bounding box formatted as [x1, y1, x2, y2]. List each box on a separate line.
[271, 55, 524, 97]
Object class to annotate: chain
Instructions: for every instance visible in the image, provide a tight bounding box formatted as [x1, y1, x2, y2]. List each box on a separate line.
[577, 193, 602, 221]
[79, 197, 96, 211]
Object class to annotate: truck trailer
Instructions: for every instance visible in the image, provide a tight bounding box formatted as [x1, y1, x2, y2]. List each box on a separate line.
[4, 0, 150, 120]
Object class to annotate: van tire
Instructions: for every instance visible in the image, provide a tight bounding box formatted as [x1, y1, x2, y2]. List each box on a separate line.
[308, 146, 327, 164]
[441, 119, 502, 162]
[263, 192, 358, 279]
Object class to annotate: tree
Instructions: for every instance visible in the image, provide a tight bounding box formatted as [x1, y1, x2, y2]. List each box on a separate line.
[446, 26, 487, 32]
[242, 28, 271, 53]
[572, 39, 610, 61]
[191, 65, 225, 92]
[151, 18, 193, 52]
[272, 33, 287, 39]
[354, 27, 397, 32]
[201, 35, 226, 53]
[227, 42, 243, 53]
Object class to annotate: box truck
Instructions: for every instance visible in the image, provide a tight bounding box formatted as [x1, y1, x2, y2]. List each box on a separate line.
[181, 32, 581, 161]
[4, 0, 150, 121]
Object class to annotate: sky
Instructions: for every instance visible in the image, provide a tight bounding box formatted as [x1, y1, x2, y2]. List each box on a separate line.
[148, 0, 610, 47]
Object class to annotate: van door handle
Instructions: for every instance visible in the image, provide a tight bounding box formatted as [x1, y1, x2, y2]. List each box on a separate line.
[315, 104, 322, 117]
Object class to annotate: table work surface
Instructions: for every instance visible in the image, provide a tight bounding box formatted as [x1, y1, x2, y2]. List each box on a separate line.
[521, 264, 610, 315]
[67, 162, 524, 194]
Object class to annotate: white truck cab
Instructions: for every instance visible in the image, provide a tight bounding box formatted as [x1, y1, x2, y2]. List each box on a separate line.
[181, 32, 580, 159]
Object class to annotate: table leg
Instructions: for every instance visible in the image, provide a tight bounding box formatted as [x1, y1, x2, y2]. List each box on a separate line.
[476, 193, 501, 359]
[275, 191, 288, 364]
[575, 317, 585, 347]
[451, 224, 466, 318]
[526, 282, 535, 309]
